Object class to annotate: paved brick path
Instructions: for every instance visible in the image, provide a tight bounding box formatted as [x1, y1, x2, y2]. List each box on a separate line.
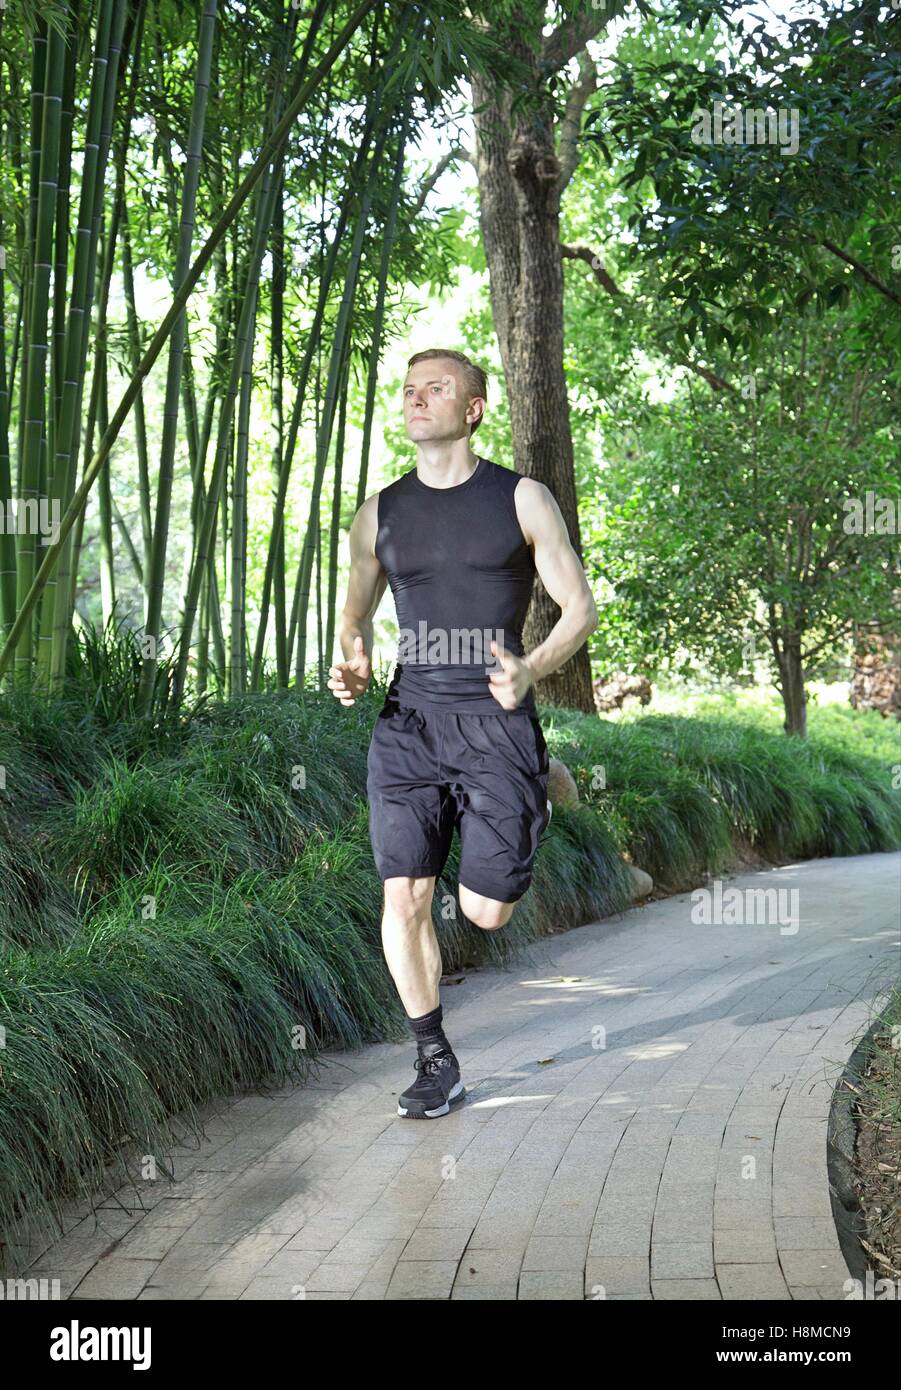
[14, 852, 899, 1300]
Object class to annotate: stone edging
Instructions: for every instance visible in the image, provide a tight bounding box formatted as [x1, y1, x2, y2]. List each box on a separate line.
[826, 1017, 882, 1285]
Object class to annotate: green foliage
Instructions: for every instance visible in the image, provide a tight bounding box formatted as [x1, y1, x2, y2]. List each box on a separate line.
[592, 4, 901, 366]
[65, 606, 207, 741]
[543, 696, 900, 883]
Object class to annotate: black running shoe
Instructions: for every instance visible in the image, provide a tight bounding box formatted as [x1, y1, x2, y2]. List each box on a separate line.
[397, 1045, 465, 1119]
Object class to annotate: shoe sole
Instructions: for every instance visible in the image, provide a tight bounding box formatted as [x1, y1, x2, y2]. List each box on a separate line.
[397, 1080, 466, 1119]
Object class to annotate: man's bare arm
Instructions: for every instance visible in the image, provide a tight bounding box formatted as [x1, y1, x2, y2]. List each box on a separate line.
[514, 478, 598, 683]
[329, 494, 387, 704]
[339, 495, 387, 654]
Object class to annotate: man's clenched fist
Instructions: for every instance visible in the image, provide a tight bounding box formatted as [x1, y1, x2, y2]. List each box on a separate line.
[487, 638, 535, 711]
[328, 634, 371, 707]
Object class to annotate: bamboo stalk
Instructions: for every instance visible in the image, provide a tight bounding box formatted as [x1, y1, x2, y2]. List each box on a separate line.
[229, 278, 256, 695]
[138, 0, 218, 705]
[356, 116, 411, 511]
[4, 36, 28, 605]
[269, 169, 288, 688]
[68, 229, 107, 631]
[324, 343, 351, 681]
[0, 19, 13, 634]
[96, 349, 115, 622]
[46, 0, 129, 687]
[15, 16, 47, 490]
[15, 11, 66, 677]
[0, 243, 13, 634]
[50, 0, 81, 470]
[120, 210, 152, 597]
[110, 492, 143, 589]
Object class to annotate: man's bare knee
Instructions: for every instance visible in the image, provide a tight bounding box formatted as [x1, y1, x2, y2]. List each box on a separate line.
[383, 875, 435, 922]
[459, 885, 517, 931]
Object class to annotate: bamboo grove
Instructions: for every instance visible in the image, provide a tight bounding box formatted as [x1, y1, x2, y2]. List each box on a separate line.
[0, 0, 502, 712]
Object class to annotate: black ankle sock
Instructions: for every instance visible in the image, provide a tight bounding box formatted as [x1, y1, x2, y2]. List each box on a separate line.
[407, 1004, 450, 1051]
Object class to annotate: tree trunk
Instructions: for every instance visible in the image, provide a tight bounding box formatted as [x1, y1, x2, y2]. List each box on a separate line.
[470, 33, 594, 714]
[777, 635, 808, 736]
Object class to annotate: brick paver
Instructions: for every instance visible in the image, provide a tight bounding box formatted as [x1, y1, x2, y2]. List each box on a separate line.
[7, 852, 898, 1301]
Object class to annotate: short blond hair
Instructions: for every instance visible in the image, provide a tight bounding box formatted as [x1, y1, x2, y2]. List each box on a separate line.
[406, 349, 488, 437]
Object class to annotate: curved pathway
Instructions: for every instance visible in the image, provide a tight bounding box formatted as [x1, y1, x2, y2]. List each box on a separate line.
[13, 852, 899, 1300]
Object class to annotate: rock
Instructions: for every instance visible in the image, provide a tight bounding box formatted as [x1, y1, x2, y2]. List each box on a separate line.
[593, 672, 653, 713]
[548, 756, 579, 807]
[626, 864, 654, 900]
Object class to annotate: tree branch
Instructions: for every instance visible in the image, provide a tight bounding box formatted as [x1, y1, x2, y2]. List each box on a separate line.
[820, 239, 901, 309]
[561, 240, 621, 295]
[410, 145, 472, 217]
[561, 241, 737, 392]
[541, 6, 616, 73]
[678, 361, 736, 393]
[557, 49, 597, 192]
[802, 618, 856, 663]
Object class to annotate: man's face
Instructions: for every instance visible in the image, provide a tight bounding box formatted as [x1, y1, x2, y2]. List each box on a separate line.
[402, 360, 481, 442]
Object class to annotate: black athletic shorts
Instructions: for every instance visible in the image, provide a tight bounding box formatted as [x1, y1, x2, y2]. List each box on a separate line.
[366, 699, 551, 904]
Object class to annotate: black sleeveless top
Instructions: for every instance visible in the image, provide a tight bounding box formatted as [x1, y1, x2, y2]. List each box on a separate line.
[374, 456, 538, 717]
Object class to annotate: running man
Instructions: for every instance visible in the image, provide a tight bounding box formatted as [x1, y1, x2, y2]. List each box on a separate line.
[329, 348, 597, 1118]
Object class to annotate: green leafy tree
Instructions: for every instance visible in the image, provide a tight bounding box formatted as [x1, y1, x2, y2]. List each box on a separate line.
[587, 314, 899, 735]
[592, 2, 901, 367]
